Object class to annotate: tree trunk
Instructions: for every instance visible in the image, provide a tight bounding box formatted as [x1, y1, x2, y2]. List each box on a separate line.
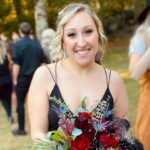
[34, 0, 48, 42]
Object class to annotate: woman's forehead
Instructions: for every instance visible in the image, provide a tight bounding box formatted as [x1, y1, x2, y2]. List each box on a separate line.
[64, 11, 95, 30]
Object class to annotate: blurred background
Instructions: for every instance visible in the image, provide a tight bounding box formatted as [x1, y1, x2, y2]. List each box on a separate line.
[0, 0, 147, 38]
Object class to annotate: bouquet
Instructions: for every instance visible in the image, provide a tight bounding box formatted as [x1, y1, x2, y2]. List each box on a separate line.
[33, 97, 143, 150]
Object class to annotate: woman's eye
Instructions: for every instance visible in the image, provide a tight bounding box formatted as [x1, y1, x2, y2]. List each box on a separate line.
[85, 29, 93, 34]
[67, 33, 76, 38]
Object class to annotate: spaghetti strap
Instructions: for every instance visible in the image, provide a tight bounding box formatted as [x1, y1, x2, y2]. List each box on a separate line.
[45, 63, 57, 84]
[103, 67, 111, 87]
[55, 62, 58, 83]
[108, 70, 111, 86]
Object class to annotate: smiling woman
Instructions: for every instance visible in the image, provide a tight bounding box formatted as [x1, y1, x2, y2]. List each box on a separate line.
[28, 3, 143, 149]
[50, 3, 107, 64]
[62, 11, 99, 66]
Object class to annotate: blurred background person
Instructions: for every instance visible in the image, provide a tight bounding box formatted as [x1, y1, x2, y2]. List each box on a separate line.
[12, 22, 45, 136]
[41, 28, 56, 63]
[0, 33, 9, 43]
[10, 31, 20, 113]
[11, 31, 20, 44]
[29, 30, 35, 40]
[128, 5, 150, 150]
[0, 41, 13, 123]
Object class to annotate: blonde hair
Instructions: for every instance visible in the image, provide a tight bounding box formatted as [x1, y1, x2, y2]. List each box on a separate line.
[41, 28, 56, 40]
[51, 3, 107, 64]
[0, 42, 6, 64]
[41, 28, 56, 63]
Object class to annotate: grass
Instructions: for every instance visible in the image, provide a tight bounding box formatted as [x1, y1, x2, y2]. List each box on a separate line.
[0, 103, 32, 150]
[0, 46, 139, 149]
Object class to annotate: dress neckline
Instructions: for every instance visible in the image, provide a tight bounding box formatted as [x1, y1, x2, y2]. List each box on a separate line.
[51, 83, 113, 115]
[47, 63, 113, 115]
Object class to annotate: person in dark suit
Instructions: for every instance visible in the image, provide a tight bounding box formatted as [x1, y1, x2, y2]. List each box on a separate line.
[12, 22, 45, 136]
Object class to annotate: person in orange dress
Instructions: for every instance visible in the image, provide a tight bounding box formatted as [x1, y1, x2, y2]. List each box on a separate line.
[129, 6, 150, 150]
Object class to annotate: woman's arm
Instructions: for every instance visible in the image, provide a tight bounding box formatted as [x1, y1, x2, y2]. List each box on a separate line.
[12, 64, 20, 86]
[129, 48, 150, 81]
[6, 52, 13, 70]
[28, 66, 50, 140]
[110, 71, 128, 119]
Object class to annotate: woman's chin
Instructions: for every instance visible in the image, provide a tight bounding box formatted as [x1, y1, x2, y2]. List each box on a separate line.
[75, 58, 94, 67]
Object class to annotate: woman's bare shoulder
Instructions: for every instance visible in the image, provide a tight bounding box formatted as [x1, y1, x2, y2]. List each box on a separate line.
[35, 63, 55, 76]
[29, 63, 57, 96]
[33, 63, 56, 83]
[104, 68, 127, 103]
[104, 68, 124, 85]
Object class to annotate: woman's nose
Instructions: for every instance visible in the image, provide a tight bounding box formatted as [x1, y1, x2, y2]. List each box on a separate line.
[77, 35, 87, 47]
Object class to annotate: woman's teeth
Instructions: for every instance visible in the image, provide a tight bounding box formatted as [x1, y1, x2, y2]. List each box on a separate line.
[76, 50, 89, 54]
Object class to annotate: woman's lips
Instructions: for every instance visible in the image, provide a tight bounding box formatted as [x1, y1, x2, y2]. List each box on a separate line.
[75, 49, 90, 55]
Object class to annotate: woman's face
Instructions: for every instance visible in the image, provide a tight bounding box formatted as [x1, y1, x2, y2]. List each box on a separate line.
[63, 11, 99, 66]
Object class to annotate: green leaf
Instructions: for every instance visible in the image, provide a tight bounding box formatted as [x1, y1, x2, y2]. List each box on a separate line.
[52, 130, 67, 138]
[51, 134, 64, 142]
[81, 96, 87, 109]
[50, 130, 73, 142]
[32, 138, 57, 150]
[64, 143, 70, 150]
[47, 131, 53, 139]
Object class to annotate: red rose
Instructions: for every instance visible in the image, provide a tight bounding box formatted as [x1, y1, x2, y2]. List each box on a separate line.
[74, 112, 96, 140]
[74, 117, 87, 129]
[97, 132, 118, 149]
[78, 112, 92, 119]
[82, 122, 96, 140]
[109, 136, 118, 148]
[71, 134, 91, 150]
[74, 112, 92, 129]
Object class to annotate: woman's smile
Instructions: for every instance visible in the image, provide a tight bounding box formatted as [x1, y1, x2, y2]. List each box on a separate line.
[75, 49, 90, 55]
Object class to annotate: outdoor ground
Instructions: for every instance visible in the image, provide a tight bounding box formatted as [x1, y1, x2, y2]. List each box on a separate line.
[0, 34, 140, 149]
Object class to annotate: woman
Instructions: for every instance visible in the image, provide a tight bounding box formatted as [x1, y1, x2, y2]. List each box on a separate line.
[129, 6, 150, 150]
[0, 41, 13, 123]
[28, 3, 140, 149]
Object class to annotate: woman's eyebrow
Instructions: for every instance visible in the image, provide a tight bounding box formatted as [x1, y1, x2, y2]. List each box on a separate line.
[64, 25, 95, 32]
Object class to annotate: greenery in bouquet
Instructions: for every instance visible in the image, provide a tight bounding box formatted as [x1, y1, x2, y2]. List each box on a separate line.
[33, 97, 143, 150]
